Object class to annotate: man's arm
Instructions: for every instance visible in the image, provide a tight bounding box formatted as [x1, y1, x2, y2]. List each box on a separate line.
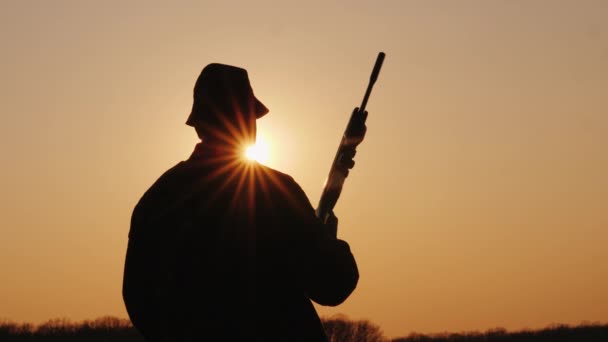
[284, 177, 359, 306]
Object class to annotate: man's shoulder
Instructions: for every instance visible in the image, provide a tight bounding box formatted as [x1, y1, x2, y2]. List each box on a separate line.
[129, 159, 217, 237]
[131, 162, 197, 218]
[254, 163, 304, 192]
[256, 163, 294, 181]
[253, 163, 315, 210]
[142, 161, 189, 194]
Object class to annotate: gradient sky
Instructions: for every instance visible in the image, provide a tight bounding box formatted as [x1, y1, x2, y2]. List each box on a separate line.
[1, 0, 607, 338]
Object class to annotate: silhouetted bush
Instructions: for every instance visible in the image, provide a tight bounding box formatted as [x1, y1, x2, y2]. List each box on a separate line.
[323, 315, 388, 342]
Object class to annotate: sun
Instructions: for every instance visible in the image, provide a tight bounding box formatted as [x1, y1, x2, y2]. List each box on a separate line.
[244, 136, 270, 164]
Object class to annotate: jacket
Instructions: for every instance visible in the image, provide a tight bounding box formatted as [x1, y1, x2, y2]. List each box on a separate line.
[123, 143, 359, 341]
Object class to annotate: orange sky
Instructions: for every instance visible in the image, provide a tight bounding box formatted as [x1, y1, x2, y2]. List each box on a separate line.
[1, 1, 607, 338]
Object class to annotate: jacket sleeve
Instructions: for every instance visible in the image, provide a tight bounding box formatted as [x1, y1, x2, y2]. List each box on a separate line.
[283, 176, 359, 307]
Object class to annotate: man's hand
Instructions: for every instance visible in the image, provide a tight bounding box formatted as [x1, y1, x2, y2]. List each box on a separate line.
[325, 211, 338, 238]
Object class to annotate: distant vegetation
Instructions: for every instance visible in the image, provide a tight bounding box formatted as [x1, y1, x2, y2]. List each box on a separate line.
[1, 316, 606, 341]
[0, 316, 142, 342]
[392, 324, 608, 342]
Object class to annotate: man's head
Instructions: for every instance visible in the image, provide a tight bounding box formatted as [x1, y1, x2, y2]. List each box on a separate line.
[187, 64, 268, 147]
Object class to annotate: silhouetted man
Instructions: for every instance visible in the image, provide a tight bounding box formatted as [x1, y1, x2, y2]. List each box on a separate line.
[123, 64, 359, 341]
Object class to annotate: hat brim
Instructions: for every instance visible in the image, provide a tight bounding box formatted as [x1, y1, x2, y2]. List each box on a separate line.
[254, 97, 269, 119]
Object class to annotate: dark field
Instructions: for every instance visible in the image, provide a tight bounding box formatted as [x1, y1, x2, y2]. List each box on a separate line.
[1, 316, 606, 341]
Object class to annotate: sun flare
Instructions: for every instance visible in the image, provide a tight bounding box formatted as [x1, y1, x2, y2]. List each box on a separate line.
[244, 137, 269, 164]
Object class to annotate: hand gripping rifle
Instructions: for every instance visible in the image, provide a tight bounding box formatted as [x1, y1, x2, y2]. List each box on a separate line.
[316, 52, 385, 224]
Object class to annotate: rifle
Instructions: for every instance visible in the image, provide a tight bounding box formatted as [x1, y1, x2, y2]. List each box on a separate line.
[316, 52, 385, 224]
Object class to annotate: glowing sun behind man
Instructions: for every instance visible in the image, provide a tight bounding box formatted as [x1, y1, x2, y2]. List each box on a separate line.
[245, 135, 270, 163]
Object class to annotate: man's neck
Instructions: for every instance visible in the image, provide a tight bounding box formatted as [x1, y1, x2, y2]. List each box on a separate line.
[190, 139, 241, 160]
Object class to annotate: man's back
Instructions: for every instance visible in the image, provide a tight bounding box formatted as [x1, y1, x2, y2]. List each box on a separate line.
[123, 144, 359, 341]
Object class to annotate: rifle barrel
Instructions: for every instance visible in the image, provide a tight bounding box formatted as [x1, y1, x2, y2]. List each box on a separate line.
[359, 52, 385, 112]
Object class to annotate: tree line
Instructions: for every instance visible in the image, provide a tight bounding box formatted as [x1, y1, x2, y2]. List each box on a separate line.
[1, 316, 606, 341]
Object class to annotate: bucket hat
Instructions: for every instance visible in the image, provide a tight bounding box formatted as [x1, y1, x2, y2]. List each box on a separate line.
[186, 63, 269, 126]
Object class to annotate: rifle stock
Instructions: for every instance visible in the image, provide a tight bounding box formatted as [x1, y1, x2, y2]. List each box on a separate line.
[316, 52, 385, 224]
